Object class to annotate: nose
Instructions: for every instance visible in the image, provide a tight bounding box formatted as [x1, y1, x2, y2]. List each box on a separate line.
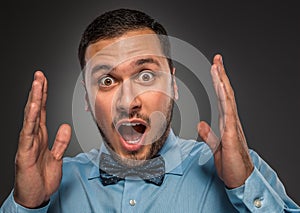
[115, 79, 141, 114]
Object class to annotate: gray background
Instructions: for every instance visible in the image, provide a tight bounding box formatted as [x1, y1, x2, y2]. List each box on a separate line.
[1, 0, 299, 206]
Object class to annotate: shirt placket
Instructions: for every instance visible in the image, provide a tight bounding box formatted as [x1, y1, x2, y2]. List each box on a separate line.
[121, 178, 143, 213]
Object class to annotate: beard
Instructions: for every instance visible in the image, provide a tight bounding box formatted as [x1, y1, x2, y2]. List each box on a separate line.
[96, 98, 174, 163]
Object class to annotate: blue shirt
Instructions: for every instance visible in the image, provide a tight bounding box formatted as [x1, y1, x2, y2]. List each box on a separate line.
[1, 130, 299, 212]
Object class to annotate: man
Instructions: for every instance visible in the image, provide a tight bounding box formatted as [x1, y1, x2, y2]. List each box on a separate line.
[1, 8, 299, 212]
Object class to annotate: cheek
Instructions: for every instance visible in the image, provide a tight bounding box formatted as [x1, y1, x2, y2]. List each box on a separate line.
[94, 93, 113, 126]
[143, 92, 171, 111]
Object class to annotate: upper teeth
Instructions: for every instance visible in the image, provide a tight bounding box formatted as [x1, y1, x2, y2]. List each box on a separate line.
[121, 122, 140, 126]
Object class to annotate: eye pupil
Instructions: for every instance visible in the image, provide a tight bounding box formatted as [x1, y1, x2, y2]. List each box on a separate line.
[142, 73, 150, 81]
[104, 78, 112, 86]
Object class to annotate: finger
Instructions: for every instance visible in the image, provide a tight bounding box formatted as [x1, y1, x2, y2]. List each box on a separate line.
[23, 72, 41, 116]
[51, 124, 72, 160]
[213, 54, 234, 97]
[210, 64, 226, 145]
[218, 73, 238, 126]
[24, 90, 32, 118]
[40, 76, 48, 125]
[213, 56, 242, 149]
[213, 54, 227, 81]
[22, 72, 44, 135]
[19, 102, 40, 151]
[211, 55, 237, 125]
[197, 121, 220, 152]
[198, 121, 222, 168]
[213, 54, 223, 68]
[210, 64, 224, 114]
[30, 72, 45, 133]
[19, 72, 45, 150]
[33, 71, 46, 130]
[210, 64, 219, 91]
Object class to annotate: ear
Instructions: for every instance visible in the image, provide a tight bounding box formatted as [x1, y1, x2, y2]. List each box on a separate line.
[81, 80, 90, 112]
[172, 67, 179, 100]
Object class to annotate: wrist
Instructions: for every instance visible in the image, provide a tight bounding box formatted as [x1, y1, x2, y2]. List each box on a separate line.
[13, 190, 49, 209]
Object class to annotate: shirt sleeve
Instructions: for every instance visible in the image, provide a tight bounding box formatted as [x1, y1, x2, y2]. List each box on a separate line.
[0, 191, 49, 213]
[226, 150, 300, 212]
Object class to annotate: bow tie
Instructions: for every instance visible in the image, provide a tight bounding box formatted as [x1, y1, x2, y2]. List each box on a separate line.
[99, 153, 165, 186]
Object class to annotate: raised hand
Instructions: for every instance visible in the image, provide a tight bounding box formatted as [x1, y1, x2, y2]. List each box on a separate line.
[13, 71, 71, 208]
[198, 54, 254, 189]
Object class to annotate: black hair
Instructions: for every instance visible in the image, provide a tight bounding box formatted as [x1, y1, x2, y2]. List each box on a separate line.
[78, 8, 173, 71]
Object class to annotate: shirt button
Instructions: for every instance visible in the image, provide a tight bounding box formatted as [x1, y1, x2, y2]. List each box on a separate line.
[129, 199, 136, 206]
[254, 199, 262, 208]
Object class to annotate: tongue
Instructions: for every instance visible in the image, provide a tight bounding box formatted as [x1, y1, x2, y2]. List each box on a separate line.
[120, 125, 144, 142]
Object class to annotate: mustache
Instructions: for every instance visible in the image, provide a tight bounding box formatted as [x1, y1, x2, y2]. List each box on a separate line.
[112, 111, 151, 128]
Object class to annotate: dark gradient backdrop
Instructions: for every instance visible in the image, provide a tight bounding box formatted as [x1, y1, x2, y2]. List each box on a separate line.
[1, 0, 299, 206]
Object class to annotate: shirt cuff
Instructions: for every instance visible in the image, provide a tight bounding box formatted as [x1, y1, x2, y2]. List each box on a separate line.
[226, 167, 285, 212]
[0, 190, 49, 213]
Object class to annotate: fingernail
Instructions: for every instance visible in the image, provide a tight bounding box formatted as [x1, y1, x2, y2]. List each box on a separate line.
[219, 55, 223, 64]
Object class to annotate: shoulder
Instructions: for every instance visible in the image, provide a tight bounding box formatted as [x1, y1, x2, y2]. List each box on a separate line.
[174, 136, 216, 170]
[61, 149, 100, 177]
[176, 137, 214, 161]
[176, 137, 267, 167]
[63, 148, 99, 164]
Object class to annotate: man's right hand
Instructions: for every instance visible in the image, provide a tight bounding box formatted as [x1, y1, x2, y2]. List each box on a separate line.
[13, 71, 71, 208]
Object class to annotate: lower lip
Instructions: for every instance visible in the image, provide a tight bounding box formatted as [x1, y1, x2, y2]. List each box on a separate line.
[119, 131, 146, 152]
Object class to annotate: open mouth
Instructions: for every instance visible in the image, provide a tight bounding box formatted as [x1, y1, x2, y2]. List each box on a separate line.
[117, 121, 147, 144]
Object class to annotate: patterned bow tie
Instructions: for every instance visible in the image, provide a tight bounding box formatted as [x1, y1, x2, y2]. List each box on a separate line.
[99, 153, 165, 186]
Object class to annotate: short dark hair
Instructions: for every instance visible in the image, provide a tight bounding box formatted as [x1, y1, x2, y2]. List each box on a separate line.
[78, 8, 173, 71]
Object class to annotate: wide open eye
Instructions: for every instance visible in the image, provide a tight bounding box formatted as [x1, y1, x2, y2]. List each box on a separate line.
[136, 71, 155, 82]
[98, 76, 115, 87]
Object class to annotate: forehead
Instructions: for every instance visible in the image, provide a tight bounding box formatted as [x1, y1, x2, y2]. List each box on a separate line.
[84, 29, 166, 70]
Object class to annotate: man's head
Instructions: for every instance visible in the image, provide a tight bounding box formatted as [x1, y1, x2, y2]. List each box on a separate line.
[78, 8, 178, 163]
[78, 8, 173, 71]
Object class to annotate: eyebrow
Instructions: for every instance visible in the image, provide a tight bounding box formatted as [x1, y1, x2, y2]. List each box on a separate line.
[135, 58, 160, 67]
[91, 64, 113, 75]
[90, 57, 161, 75]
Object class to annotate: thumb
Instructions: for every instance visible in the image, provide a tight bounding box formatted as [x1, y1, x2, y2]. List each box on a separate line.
[51, 124, 72, 160]
[197, 121, 220, 152]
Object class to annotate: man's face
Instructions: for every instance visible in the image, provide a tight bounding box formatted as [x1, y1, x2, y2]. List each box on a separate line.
[84, 29, 178, 161]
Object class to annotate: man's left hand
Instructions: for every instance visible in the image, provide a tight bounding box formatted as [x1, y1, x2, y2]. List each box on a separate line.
[198, 54, 254, 189]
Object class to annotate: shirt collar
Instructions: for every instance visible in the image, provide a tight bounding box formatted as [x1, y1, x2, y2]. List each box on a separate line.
[88, 129, 196, 179]
[158, 129, 183, 175]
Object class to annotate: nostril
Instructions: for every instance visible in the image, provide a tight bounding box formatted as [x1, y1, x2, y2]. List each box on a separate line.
[131, 105, 141, 111]
[116, 101, 141, 118]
